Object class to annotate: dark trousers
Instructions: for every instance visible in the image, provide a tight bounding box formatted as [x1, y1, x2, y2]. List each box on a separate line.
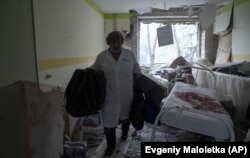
[104, 119, 130, 148]
[104, 127, 116, 148]
[120, 119, 130, 136]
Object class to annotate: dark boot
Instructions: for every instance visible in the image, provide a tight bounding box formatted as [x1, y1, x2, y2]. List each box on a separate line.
[121, 119, 130, 141]
[104, 127, 116, 156]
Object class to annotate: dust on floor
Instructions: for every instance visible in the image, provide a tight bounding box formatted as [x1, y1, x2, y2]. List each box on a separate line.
[126, 122, 249, 158]
[87, 122, 249, 158]
[125, 123, 213, 158]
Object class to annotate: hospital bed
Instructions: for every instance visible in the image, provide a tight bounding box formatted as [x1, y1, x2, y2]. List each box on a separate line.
[193, 63, 250, 123]
[150, 66, 235, 142]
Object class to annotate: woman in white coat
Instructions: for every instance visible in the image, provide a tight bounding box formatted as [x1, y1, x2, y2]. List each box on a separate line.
[90, 31, 141, 156]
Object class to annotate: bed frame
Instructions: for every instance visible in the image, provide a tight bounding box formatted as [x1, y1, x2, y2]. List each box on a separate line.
[150, 66, 235, 142]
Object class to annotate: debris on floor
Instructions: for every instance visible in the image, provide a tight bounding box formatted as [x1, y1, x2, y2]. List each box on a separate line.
[126, 123, 214, 158]
[86, 121, 249, 158]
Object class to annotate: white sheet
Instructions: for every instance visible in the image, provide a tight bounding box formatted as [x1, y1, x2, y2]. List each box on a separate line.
[152, 82, 235, 141]
[194, 67, 250, 123]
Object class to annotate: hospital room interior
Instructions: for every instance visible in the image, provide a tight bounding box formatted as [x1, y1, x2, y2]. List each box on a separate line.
[1, 0, 250, 157]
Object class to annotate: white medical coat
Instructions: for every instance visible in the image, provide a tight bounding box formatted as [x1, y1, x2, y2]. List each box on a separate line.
[90, 48, 141, 128]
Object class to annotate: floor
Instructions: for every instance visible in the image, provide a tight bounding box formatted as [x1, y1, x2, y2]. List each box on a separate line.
[126, 122, 249, 158]
[87, 121, 250, 158]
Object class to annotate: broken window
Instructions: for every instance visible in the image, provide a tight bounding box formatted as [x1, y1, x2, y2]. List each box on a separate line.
[137, 19, 204, 68]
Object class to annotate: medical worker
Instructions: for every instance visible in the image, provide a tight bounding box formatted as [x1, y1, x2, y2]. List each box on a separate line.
[90, 31, 141, 156]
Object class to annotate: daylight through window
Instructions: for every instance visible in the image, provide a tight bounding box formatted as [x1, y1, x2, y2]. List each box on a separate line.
[139, 21, 204, 68]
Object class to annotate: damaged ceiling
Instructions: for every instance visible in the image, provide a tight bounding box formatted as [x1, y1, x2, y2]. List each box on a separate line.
[93, 0, 233, 14]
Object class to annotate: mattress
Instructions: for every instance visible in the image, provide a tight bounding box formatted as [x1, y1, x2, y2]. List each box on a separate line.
[151, 82, 235, 141]
[193, 66, 250, 123]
